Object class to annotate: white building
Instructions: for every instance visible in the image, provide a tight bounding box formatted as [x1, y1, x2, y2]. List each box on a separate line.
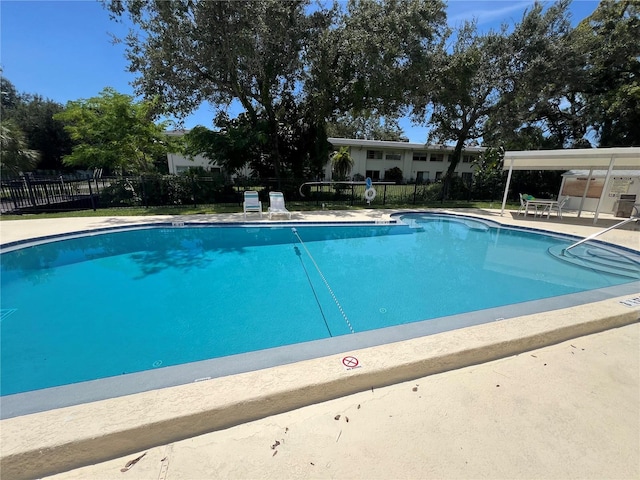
[327, 138, 483, 184]
[166, 132, 483, 183]
[560, 170, 640, 217]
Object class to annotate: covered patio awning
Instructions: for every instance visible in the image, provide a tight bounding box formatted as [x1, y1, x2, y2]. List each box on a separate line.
[500, 147, 640, 222]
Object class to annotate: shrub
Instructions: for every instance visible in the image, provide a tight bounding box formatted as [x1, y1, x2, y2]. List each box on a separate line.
[384, 167, 403, 183]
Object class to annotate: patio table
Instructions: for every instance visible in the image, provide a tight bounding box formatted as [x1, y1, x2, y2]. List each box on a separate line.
[526, 199, 558, 217]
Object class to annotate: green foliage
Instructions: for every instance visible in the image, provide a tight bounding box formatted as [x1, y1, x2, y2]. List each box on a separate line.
[97, 174, 238, 208]
[415, 182, 443, 201]
[327, 110, 408, 141]
[54, 88, 174, 174]
[183, 122, 257, 175]
[471, 146, 505, 200]
[0, 120, 39, 176]
[105, 0, 447, 184]
[330, 0, 448, 115]
[98, 178, 139, 206]
[1, 76, 73, 171]
[331, 146, 354, 180]
[384, 166, 404, 183]
[575, 0, 640, 146]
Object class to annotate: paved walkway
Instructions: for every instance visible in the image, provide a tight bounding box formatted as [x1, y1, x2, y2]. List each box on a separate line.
[45, 323, 639, 480]
[1, 208, 638, 480]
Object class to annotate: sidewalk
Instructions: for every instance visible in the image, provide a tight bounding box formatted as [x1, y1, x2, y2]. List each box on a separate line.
[45, 323, 639, 480]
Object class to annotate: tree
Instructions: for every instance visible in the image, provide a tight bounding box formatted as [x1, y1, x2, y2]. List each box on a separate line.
[575, 0, 640, 146]
[105, 0, 447, 184]
[327, 110, 408, 141]
[54, 88, 173, 174]
[8, 94, 73, 171]
[411, 22, 511, 199]
[471, 146, 504, 201]
[106, 0, 326, 185]
[1, 76, 73, 171]
[331, 146, 354, 180]
[487, 0, 589, 149]
[0, 76, 20, 115]
[410, 2, 573, 199]
[323, 0, 447, 116]
[0, 120, 39, 176]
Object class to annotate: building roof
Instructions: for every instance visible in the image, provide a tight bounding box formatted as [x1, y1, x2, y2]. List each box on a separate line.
[503, 147, 640, 171]
[328, 137, 485, 153]
[562, 170, 640, 177]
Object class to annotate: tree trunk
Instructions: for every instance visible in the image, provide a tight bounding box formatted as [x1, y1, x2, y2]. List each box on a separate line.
[440, 140, 464, 201]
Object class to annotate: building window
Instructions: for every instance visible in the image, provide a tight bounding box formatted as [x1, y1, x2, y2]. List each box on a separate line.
[413, 152, 427, 162]
[365, 170, 380, 180]
[385, 152, 402, 161]
[430, 154, 444, 162]
[176, 166, 190, 174]
[416, 171, 429, 183]
[366, 150, 383, 160]
[462, 172, 473, 185]
[435, 171, 443, 180]
[462, 155, 474, 163]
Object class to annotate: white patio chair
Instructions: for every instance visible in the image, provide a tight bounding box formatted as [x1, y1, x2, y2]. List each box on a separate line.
[544, 196, 569, 219]
[243, 191, 262, 219]
[268, 191, 291, 220]
[518, 193, 539, 216]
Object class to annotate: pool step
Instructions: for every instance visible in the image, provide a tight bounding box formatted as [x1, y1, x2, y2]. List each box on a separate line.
[0, 309, 17, 321]
[548, 245, 640, 279]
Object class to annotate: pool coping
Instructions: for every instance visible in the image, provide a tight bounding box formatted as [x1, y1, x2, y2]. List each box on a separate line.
[1, 211, 639, 480]
[2, 297, 639, 480]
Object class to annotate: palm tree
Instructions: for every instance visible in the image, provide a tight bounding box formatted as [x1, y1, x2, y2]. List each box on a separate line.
[331, 146, 353, 180]
[0, 120, 39, 176]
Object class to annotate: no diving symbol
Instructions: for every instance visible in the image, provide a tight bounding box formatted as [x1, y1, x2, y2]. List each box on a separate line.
[342, 356, 360, 369]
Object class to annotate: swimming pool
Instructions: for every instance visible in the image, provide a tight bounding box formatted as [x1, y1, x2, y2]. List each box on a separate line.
[1, 213, 638, 416]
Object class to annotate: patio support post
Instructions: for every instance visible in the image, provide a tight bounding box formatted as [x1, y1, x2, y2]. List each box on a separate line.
[500, 156, 515, 215]
[593, 156, 616, 224]
[577, 168, 594, 218]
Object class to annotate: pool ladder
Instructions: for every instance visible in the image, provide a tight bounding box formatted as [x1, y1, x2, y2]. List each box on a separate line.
[563, 207, 639, 255]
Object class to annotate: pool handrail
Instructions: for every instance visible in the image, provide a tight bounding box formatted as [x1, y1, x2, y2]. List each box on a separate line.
[563, 207, 639, 255]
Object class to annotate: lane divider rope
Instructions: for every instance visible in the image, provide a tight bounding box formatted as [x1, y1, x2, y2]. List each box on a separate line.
[291, 228, 355, 334]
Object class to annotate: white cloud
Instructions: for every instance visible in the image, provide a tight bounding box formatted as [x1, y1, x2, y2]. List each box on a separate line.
[447, 0, 534, 30]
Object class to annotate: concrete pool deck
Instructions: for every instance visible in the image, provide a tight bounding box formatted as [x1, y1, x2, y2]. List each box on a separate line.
[0, 208, 638, 479]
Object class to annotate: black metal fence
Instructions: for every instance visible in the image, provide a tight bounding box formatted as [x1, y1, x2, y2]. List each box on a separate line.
[1, 174, 467, 215]
[0, 174, 103, 214]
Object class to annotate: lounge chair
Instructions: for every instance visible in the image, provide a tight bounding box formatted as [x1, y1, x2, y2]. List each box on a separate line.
[243, 191, 262, 219]
[268, 191, 292, 220]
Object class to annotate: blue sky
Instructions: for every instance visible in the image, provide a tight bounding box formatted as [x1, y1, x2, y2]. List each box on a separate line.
[1, 0, 599, 142]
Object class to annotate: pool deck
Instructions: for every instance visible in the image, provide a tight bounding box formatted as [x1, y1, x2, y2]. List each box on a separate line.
[1, 208, 638, 480]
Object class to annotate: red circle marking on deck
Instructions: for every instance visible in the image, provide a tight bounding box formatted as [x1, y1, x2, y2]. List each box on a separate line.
[342, 356, 359, 368]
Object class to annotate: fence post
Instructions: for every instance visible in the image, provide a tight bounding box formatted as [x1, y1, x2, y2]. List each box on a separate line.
[140, 176, 148, 208]
[43, 182, 51, 205]
[8, 182, 20, 210]
[413, 183, 418, 205]
[24, 174, 37, 207]
[87, 178, 96, 211]
[350, 184, 354, 206]
[382, 184, 387, 205]
[192, 176, 197, 207]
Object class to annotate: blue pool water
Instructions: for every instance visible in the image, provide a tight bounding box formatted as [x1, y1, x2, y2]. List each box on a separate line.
[1, 213, 638, 397]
